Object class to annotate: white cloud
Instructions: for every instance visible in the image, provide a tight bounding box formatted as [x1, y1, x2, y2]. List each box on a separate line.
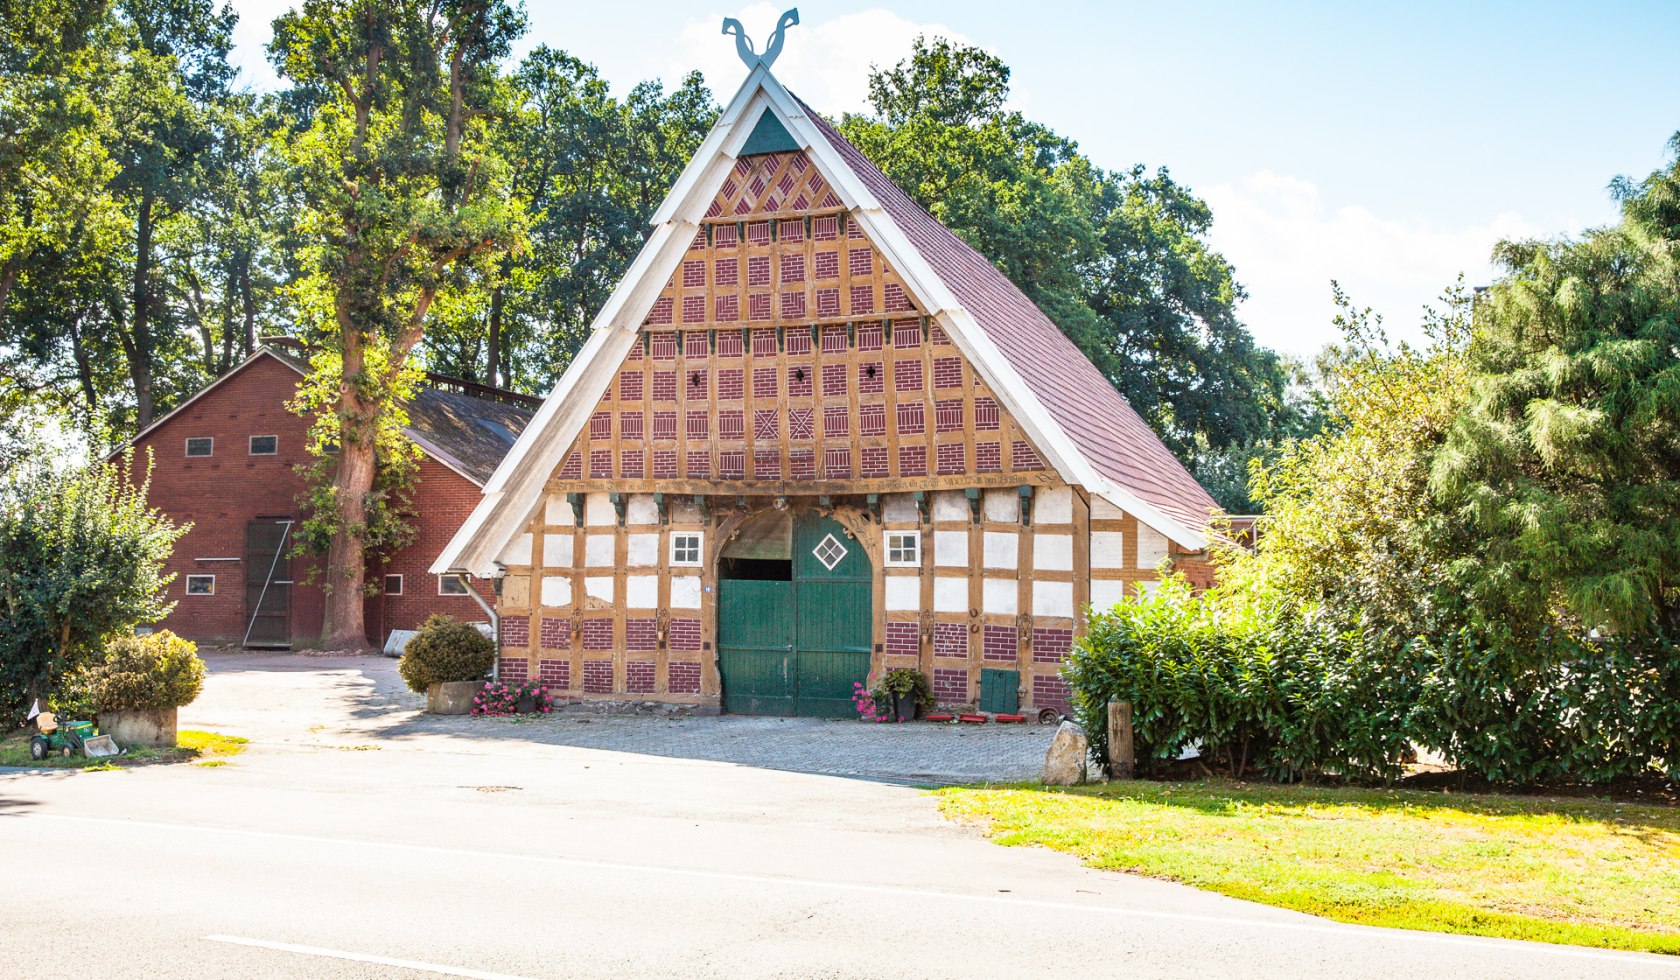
[228, 0, 293, 91]
[1203, 171, 1541, 355]
[668, 5, 976, 114]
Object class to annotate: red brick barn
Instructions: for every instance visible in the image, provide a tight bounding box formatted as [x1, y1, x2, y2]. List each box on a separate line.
[121, 346, 535, 650]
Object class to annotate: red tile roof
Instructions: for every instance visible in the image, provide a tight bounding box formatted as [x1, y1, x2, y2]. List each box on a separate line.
[801, 103, 1220, 537]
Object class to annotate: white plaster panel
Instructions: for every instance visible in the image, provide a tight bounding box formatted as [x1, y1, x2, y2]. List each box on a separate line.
[882, 493, 919, 523]
[1139, 579, 1162, 597]
[540, 575, 571, 608]
[1037, 487, 1073, 524]
[544, 494, 574, 525]
[1089, 578, 1129, 612]
[585, 534, 616, 567]
[1090, 495, 1127, 521]
[884, 574, 920, 611]
[584, 576, 614, 602]
[983, 531, 1018, 569]
[982, 488, 1019, 523]
[933, 575, 968, 613]
[627, 533, 659, 567]
[982, 577, 1017, 615]
[1137, 525, 1170, 570]
[1034, 533, 1074, 571]
[672, 498, 703, 523]
[1033, 580, 1075, 618]
[627, 493, 658, 526]
[669, 575, 702, 609]
[584, 491, 615, 526]
[932, 490, 968, 522]
[498, 533, 532, 566]
[1091, 531, 1127, 569]
[542, 533, 574, 568]
[934, 530, 968, 566]
[625, 574, 659, 608]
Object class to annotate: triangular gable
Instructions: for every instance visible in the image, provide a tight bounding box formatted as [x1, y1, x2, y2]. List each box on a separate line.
[738, 107, 801, 157]
[432, 66, 1215, 577]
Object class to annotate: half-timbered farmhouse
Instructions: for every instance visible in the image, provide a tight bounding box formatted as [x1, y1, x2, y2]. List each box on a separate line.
[432, 58, 1220, 718]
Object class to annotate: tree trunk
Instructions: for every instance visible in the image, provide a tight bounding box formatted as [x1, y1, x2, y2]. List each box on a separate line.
[239, 256, 257, 358]
[0, 258, 15, 318]
[129, 188, 157, 428]
[319, 378, 377, 652]
[486, 281, 504, 386]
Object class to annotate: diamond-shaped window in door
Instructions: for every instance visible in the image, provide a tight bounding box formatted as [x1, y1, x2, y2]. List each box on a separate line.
[812, 533, 849, 571]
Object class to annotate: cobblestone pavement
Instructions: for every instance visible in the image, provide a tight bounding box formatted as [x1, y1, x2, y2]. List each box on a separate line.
[189, 651, 1058, 784]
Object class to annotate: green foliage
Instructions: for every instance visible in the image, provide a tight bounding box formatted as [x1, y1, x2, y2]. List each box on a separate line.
[1067, 579, 1415, 782]
[398, 614, 495, 692]
[1430, 135, 1680, 640]
[872, 667, 934, 710]
[0, 451, 186, 722]
[72, 629, 205, 711]
[841, 36, 1299, 464]
[1408, 628, 1680, 785]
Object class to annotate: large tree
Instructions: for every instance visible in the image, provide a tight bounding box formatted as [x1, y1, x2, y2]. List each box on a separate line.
[1430, 135, 1680, 640]
[841, 37, 1296, 468]
[270, 0, 526, 650]
[424, 48, 715, 390]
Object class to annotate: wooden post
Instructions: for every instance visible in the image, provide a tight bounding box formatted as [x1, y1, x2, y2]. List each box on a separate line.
[1108, 700, 1135, 779]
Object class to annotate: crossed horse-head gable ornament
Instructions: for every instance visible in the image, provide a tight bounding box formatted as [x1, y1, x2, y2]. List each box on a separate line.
[721, 8, 800, 70]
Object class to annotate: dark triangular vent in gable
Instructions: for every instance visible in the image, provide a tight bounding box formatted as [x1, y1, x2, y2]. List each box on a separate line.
[739, 107, 801, 156]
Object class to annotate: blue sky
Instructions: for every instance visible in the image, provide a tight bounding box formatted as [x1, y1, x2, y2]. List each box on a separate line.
[228, 1, 1680, 355]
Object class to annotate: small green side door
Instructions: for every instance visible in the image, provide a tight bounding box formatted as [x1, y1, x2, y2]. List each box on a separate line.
[717, 579, 795, 716]
[791, 513, 873, 718]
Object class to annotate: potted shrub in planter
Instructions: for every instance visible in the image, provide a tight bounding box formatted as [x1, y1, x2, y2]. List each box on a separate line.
[77, 630, 206, 748]
[399, 614, 496, 714]
[872, 668, 934, 722]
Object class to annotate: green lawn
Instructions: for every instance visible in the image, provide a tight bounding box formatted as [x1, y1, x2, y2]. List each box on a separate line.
[937, 780, 1680, 955]
[0, 728, 246, 770]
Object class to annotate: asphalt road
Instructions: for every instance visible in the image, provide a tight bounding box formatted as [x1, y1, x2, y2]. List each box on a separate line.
[1, 657, 1675, 979]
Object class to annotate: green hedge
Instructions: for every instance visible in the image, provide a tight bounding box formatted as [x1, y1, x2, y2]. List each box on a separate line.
[1067, 580, 1415, 782]
[1067, 580, 1680, 785]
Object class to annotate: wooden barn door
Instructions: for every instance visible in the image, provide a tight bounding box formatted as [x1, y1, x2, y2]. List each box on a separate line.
[243, 518, 293, 648]
[790, 513, 872, 718]
[717, 511, 871, 718]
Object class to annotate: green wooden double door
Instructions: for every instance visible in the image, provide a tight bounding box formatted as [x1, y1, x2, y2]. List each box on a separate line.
[717, 513, 872, 718]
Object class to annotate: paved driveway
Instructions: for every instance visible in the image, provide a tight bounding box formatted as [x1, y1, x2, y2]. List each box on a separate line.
[185, 651, 1056, 784]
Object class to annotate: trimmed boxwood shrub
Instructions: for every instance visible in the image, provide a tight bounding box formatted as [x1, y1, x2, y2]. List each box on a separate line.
[399, 614, 495, 693]
[75, 630, 206, 711]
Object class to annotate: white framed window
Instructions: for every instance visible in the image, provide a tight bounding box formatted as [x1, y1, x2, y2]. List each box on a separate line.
[185, 437, 213, 458]
[185, 574, 216, 596]
[438, 573, 469, 596]
[384, 574, 404, 596]
[885, 530, 921, 567]
[249, 434, 278, 455]
[670, 531, 703, 566]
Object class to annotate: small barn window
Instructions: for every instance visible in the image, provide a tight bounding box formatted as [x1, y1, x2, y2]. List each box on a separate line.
[885, 531, 920, 567]
[670, 532, 703, 566]
[249, 435, 278, 455]
[438, 574, 469, 596]
[185, 437, 213, 458]
[185, 574, 216, 596]
[384, 574, 404, 596]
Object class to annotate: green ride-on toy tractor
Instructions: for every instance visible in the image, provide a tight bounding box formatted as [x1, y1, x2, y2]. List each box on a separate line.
[29, 711, 120, 760]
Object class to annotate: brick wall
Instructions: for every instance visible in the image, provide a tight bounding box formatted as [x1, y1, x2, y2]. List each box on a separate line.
[131, 351, 500, 650]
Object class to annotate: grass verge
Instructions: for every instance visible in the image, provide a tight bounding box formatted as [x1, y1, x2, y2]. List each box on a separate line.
[0, 728, 247, 770]
[937, 780, 1680, 955]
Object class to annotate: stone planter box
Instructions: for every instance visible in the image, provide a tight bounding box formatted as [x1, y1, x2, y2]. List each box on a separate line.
[98, 707, 178, 749]
[426, 680, 483, 715]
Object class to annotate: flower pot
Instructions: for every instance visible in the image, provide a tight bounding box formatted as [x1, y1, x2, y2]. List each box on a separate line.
[426, 680, 482, 715]
[97, 707, 177, 748]
[516, 694, 537, 714]
[893, 692, 917, 723]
